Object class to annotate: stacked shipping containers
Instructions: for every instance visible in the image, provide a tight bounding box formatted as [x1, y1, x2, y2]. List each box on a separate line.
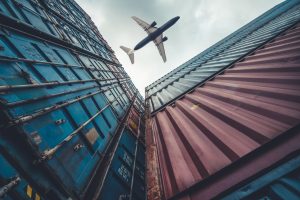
[146, 0, 300, 113]
[1, 0, 300, 200]
[145, 0, 300, 199]
[0, 0, 145, 200]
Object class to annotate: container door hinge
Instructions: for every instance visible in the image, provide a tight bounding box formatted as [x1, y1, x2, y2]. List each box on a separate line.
[55, 119, 66, 125]
[0, 176, 21, 198]
[73, 143, 84, 151]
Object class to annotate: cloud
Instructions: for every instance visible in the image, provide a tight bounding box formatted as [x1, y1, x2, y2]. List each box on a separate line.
[75, 0, 283, 96]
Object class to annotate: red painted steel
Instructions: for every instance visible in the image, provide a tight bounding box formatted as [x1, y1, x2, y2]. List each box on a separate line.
[150, 23, 300, 199]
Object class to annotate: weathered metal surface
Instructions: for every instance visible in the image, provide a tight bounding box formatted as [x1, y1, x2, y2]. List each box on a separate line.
[150, 21, 300, 200]
[99, 128, 146, 200]
[0, 177, 21, 198]
[145, 0, 300, 113]
[82, 93, 142, 200]
[82, 93, 146, 200]
[0, 23, 126, 198]
[127, 108, 140, 135]
[220, 152, 300, 200]
[146, 145, 163, 200]
[168, 126, 300, 200]
[0, 0, 145, 199]
[146, 118, 164, 200]
[0, 147, 48, 200]
[0, 0, 115, 63]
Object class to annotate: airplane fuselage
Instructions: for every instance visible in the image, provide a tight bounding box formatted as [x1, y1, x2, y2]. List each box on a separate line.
[134, 16, 180, 50]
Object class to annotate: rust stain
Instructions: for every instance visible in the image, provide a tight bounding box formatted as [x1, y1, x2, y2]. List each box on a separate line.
[146, 116, 164, 200]
[85, 128, 99, 145]
[147, 145, 163, 200]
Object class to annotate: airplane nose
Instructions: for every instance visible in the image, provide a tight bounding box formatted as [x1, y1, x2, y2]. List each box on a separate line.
[174, 16, 180, 22]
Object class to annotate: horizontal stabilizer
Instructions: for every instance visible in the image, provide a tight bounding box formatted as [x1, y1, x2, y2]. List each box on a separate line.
[120, 46, 134, 64]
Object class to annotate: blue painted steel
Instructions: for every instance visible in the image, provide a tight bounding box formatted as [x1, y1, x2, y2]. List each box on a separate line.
[221, 153, 300, 200]
[133, 144, 146, 200]
[145, 0, 300, 113]
[0, 0, 144, 199]
[0, 153, 32, 200]
[100, 129, 146, 200]
[0, 0, 59, 37]
[0, 0, 115, 62]
[0, 25, 125, 197]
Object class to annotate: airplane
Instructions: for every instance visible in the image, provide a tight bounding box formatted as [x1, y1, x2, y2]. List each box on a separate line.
[120, 16, 180, 64]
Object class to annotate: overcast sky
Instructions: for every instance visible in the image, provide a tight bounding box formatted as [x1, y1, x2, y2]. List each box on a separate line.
[75, 0, 283, 96]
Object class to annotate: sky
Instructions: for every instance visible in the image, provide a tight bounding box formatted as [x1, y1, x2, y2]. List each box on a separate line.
[75, 0, 283, 96]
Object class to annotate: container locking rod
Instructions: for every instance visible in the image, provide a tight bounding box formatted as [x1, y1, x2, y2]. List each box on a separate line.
[0, 176, 21, 198]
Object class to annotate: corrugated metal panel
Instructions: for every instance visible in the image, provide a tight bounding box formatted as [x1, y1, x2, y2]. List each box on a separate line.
[0, 0, 115, 63]
[220, 153, 300, 200]
[149, 21, 300, 200]
[100, 129, 146, 200]
[0, 0, 145, 199]
[146, 0, 300, 113]
[0, 153, 31, 200]
[0, 24, 122, 199]
[146, 0, 299, 92]
[97, 95, 145, 200]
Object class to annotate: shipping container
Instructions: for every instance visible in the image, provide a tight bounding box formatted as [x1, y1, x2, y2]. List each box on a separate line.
[100, 128, 146, 200]
[2, 0, 300, 200]
[145, 1, 300, 200]
[0, 151, 36, 200]
[0, 0, 145, 199]
[220, 152, 300, 200]
[145, 0, 300, 113]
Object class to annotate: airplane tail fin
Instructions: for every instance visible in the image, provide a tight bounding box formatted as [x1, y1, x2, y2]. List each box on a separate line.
[120, 46, 134, 64]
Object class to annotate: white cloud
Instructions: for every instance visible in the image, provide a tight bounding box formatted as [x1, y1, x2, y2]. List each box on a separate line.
[75, 0, 283, 96]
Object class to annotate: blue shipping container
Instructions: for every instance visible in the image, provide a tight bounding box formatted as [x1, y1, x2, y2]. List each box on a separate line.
[100, 128, 146, 200]
[0, 0, 145, 199]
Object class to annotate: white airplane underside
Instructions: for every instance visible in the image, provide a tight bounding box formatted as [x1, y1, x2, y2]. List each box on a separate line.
[121, 16, 171, 64]
[132, 16, 167, 63]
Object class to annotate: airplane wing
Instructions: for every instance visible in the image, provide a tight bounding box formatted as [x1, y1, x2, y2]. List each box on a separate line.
[153, 34, 167, 62]
[132, 16, 157, 35]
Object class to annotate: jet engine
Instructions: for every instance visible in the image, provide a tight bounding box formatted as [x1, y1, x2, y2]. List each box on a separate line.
[162, 36, 168, 42]
[150, 21, 157, 27]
